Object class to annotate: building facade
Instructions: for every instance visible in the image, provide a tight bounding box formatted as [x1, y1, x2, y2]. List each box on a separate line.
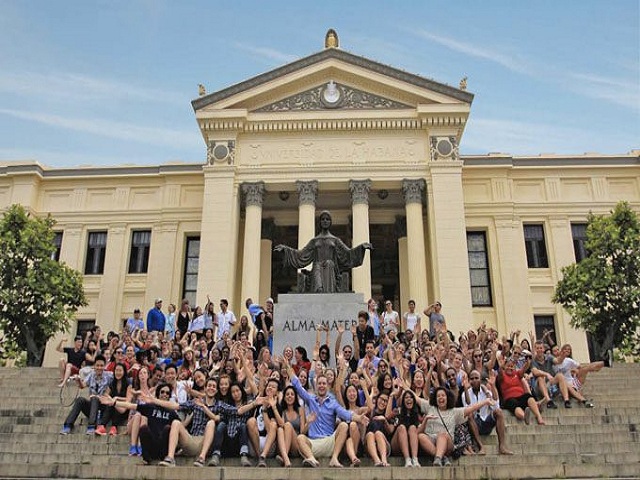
[1, 34, 638, 365]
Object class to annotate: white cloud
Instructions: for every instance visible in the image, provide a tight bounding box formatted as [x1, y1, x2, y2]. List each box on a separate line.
[568, 72, 640, 109]
[233, 42, 298, 64]
[0, 108, 201, 149]
[407, 28, 639, 112]
[0, 71, 185, 105]
[461, 117, 625, 155]
[406, 28, 532, 75]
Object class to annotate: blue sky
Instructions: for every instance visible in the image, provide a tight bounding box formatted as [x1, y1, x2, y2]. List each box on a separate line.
[0, 0, 638, 167]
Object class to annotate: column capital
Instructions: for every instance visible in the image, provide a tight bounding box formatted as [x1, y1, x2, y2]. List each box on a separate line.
[295, 180, 318, 206]
[242, 181, 265, 207]
[261, 218, 276, 240]
[402, 179, 425, 205]
[349, 179, 372, 205]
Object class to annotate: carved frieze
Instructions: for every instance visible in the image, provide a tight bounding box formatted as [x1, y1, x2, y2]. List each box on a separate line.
[254, 82, 412, 112]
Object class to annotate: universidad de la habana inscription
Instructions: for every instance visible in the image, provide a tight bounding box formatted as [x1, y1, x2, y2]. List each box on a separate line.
[243, 138, 421, 165]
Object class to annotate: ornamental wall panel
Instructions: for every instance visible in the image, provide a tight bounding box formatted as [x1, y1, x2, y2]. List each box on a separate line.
[608, 178, 639, 200]
[86, 189, 116, 210]
[129, 188, 160, 210]
[462, 180, 492, 203]
[180, 186, 205, 208]
[513, 180, 545, 202]
[40, 189, 73, 212]
[560, 179, 592, 201]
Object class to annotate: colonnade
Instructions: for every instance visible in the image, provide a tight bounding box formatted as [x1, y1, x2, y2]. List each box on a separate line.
[239, 179, 429, 305]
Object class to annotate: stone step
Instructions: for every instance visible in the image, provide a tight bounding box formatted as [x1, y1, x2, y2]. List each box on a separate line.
[0, 459, 639, 480]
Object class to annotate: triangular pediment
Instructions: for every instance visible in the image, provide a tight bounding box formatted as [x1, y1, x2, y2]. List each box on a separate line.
[253, 82, 413, 112]
[192, 48, 473, 114]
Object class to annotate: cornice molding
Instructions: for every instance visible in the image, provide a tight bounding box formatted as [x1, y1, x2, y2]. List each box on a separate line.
[192, 48, 473, 111]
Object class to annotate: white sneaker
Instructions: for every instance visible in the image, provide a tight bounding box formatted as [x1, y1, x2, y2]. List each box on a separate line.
[412, 457, 421, 467]
[404, 458, 412, 467]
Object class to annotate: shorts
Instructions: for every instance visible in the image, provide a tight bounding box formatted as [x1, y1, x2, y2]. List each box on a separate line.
[69, 365, 80, 375]
[475, 415, 496, 435]
[248, 435, 277, 458]
[181, 435, 205, 456]
[307, 432, 336, 458]
[503, 393, 534, 413]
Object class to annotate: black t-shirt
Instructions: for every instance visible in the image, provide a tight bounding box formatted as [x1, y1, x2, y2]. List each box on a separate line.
[177, 312, 190, 333]
[355, 326, 375, 359]
[137, 403, 179, 438]
[64, 347, 86, 368]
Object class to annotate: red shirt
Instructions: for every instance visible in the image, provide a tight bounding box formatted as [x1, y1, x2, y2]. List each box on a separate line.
[499, 369, 525, 400]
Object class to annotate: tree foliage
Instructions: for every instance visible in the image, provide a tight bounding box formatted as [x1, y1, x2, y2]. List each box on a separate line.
[0, 205, 87, 366]
[553, 202, 640, 358]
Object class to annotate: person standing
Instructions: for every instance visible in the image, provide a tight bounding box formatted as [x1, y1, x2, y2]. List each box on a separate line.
[125, 309, 145, 335]
[147, 298, 166, 334]
[382, 300, 400, 335]
[216, 299, 237, 339]
[402, 300, 421, 334]
[424, 301, 445, 339]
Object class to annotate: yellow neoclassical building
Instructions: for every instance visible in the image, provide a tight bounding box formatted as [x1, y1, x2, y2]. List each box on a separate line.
[1, 31, 638, 365]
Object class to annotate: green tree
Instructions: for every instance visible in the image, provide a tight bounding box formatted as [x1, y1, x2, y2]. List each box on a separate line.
[553, 202, 640, 359]
[0, 204, 87, 366]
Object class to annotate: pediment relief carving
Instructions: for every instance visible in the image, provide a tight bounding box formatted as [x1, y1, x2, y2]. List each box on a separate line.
[253, 82, 412, 112]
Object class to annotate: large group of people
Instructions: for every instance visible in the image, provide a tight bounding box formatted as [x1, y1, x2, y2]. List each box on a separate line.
[56, 296, 606, 468]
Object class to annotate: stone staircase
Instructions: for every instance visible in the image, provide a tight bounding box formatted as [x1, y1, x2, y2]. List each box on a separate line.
[0, 364, 638, 479]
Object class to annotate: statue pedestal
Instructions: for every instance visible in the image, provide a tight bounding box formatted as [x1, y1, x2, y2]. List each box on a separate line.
[273, 293, 366, 366]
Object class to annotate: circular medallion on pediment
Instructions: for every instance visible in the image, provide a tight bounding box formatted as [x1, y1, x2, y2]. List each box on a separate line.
[321, 81, 343, 108]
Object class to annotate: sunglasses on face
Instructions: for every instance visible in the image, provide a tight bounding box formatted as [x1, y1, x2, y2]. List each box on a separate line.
[159, 390, 171, 395]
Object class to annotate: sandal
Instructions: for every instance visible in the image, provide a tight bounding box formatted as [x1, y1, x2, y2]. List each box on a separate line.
[350, 457, 361, 467]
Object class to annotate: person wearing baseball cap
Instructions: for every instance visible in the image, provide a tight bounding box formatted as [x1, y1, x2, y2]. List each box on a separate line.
[147, 298, 165, 333]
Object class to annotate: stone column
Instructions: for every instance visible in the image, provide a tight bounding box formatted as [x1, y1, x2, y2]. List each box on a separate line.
[395, 216, 409, 316]
[296, 181, 318, 253]
[260, 218, 276, 304]
[402, 179, 429, 310]
[350, 180, 372, 299]
[240, 182, 265, 307]
[548, 216, 588, 362]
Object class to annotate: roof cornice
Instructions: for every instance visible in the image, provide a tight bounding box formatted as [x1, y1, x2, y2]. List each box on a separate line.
[192, 48, 473, 111]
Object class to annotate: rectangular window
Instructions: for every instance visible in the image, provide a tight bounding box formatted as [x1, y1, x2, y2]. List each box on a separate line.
[51, 231, 63, 261]
[534, 315, 557, 347]
[182, 236, 200, 307]
[76, 319, 95, 339]
[85, 231, 107, 275]
[128, 230, 151, 274]
[467, 231, 492, 306]
[524, 224, 549, 268]
[571, 223, 588, 262]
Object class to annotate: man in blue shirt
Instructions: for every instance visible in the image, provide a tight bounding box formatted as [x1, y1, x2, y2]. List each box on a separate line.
[147, 298, 166, 333]
[285, 357, 368, 467]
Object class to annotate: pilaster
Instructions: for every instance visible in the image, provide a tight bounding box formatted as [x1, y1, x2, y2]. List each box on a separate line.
[98, 223, 127, 332]
[548, 216, 588, 361]
[145, 222, 179, 307]
[493, 215, 532, 335]
[197, 166, 241, 306]
[426, 160, 473, 333]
